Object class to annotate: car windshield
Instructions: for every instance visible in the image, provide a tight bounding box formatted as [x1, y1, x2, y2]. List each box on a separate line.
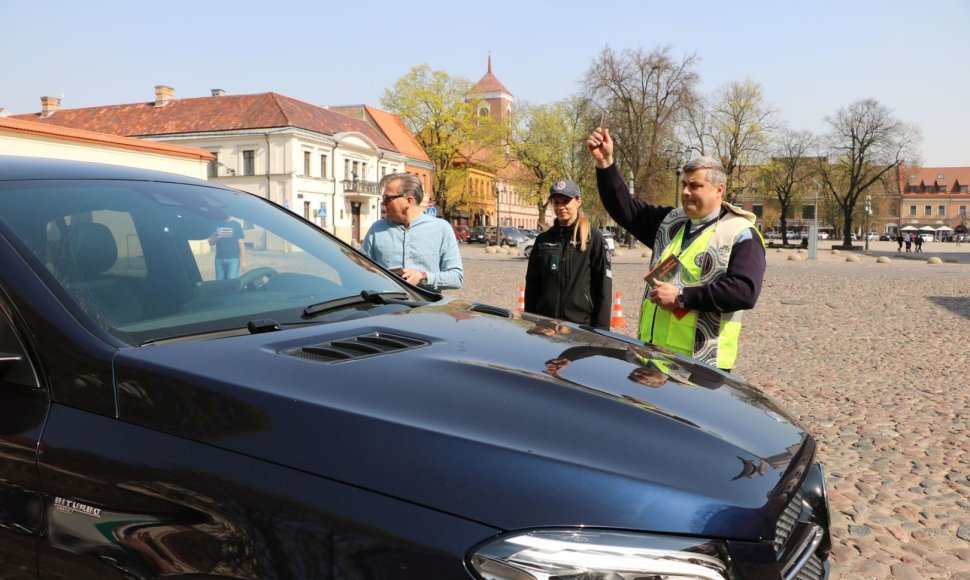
[502, 227, 520, 236]
[0, 179, 417, 345]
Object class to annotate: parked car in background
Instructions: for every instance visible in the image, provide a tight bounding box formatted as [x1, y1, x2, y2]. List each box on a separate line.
[484, 226, 527, 247]
[818, 232, 830, 240]
[469, 225, 487, 243]
[598, 228, 616, 253]
[0, 155, 832, 580]
[453, 224, 470, 244]
[866, 232, 879, 241]
[879, 233, 892, 241]
[919, 233, 934, 242]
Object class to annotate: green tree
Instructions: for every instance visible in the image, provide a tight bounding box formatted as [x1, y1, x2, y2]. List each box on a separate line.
[381, 65, 502, 220]
[690, 79, 775, 204]
[816, 98, 920, 247]
[510, 97, 602, 229]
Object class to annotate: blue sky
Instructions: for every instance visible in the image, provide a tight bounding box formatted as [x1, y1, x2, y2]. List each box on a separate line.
[3, 0, 967, 165]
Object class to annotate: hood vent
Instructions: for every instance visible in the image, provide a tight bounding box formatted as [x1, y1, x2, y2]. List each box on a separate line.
[469, 303, 512, 318]
[284, 332, 428, 363]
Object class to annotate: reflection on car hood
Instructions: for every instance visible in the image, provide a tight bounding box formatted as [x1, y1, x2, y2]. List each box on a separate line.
[115, 299, 810, 540]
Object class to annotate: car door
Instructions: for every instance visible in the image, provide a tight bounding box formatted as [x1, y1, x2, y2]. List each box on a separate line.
[0, 293, 47, 580]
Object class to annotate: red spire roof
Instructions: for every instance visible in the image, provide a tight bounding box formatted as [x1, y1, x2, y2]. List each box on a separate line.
[472, 55, 512, 96]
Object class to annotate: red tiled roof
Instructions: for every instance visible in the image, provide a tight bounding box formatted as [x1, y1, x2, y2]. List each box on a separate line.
[11, 92, 396, 151]
[900, 166, 970, 190]
[0, 116, 213, 160]
[362, 106, 430, 162]
[472, 56, 512, 96]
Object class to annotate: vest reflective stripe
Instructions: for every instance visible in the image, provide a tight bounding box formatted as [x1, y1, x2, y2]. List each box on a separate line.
[639, 205, 761, 369]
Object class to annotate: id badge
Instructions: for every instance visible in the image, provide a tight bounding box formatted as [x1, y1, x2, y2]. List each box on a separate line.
[549, 254, 560, 272]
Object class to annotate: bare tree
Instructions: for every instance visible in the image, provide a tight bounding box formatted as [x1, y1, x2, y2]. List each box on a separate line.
[757, 129, 818, 245]
[816, 99, 921, 247]
[582, 45, 699, 205]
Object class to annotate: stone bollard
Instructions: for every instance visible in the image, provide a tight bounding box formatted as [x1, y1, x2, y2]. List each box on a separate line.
[787, 254, 801, 261]
[612, 250, 623, 258]
[845, 255, 860, 262]
[506, 247, 517, 255]
[641, 251, 651, 258]
[485, 246, 496, 254]
[876, 256, 891, 264]
[927, 257, 943, 265]
[831, 249, 841, 255]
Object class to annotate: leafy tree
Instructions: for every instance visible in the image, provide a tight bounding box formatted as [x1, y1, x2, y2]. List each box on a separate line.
[510, 97, 603, 229]
[582, 45, 699, 205]
[690, 79, 776, 204]
[381, 65, 502, 220]
[815, 98, 920, 247]
[757, 129, 818, 245]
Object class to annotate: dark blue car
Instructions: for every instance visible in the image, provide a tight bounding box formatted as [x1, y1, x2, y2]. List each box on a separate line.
[0, 156, 830, 579]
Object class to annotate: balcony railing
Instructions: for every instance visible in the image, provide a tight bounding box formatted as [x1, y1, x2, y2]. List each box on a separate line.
[341, 179, 379, 194]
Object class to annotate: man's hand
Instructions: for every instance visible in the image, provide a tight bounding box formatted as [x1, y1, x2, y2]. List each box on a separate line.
[392, 268, 426, 286]
[586, 127, 614, 169]
[648, 279, 680, 310]
[544, 357, 570, 377]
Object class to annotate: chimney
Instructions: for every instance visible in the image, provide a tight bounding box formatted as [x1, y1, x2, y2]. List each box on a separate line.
[40, 96, 62, 117]
[0, 108, 7, 118]
[154, 85, 175, 107]
[211, 88, 226, 97]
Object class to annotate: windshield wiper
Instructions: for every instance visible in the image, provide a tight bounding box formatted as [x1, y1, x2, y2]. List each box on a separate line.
[301, 290, 426, 319]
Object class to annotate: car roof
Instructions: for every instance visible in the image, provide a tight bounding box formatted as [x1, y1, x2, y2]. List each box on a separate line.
[0, 155, 213, 187]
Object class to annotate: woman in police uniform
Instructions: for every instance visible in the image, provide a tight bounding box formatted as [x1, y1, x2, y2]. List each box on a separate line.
[524, 180, 612, 329]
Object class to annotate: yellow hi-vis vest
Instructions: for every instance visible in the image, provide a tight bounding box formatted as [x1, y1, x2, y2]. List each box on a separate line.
[639, 204, 762, 369]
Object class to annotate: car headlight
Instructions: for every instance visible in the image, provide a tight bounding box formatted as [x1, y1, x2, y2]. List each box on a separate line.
[469, 529, 731, 580]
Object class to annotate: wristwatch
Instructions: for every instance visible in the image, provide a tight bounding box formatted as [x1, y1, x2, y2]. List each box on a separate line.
[676, 286, 685, 309]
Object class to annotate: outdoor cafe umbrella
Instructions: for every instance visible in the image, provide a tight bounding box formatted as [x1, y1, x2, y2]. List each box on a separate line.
[920, 226, 937, 231]
[937, 225, 954, 231]
[901, 225, 918, 231]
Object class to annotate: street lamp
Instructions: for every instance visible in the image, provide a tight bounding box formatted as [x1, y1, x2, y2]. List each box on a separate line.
[627, 171, 636, 249]
[663, 146, 700, 208]
[492, 178, 505, 246]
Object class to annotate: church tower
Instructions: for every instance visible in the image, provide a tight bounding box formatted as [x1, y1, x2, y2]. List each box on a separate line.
[471, 55, 514, 124]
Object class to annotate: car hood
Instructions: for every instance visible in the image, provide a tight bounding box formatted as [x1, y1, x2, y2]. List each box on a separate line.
[114, 299, 810, 540]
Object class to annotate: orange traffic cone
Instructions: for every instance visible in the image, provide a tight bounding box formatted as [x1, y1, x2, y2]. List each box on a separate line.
[610, 292, 627, 328]
[516, 285, 525, 312]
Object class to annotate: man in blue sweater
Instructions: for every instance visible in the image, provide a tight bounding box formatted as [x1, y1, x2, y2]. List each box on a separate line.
[361, 173, 463, 290]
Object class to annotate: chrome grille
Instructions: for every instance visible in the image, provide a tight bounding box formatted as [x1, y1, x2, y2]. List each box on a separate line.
[773, 489, 804, 551]
[793, 554, 825, 580]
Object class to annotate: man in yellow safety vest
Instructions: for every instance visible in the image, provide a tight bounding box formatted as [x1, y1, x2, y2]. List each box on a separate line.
[586, 127, 766, 372]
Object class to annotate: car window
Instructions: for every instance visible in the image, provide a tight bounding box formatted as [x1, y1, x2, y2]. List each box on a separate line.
[0, 180, 412, 345]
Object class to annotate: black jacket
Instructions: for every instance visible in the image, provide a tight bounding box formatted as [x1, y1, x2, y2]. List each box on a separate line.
[524, 221, 612, 328]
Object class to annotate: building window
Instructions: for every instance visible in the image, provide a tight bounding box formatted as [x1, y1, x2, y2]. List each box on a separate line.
[960, 206, 967, 216]
[909, 205, 917, 216]
[960, 185, 968, 193]
[889, 204, 896, 216]
[344, 159, 350, 179]
[243, 150, 255, 176]
[924, 205, 932, 216]
[303, 151, 311, 176]
[938, 185, 946, 193]
[909, 186, 917, 193]
[751, 204, 763, 218]
[938, 205, 946, 216]
[207, 152, 219, 177]
[320, 155, 328, 178]
[362, 163, 367, 179]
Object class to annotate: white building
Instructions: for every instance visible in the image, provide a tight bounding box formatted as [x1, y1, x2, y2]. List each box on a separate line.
[12, 87, 408, 244]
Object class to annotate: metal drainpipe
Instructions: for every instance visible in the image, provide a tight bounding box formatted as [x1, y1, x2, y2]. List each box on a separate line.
[265, 132, 272, 204]
[331, 140, 339, 233]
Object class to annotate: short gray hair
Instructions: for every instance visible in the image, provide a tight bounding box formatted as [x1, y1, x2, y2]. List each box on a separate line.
[683, 156, 726, 187]
[380, 173, 424, 204]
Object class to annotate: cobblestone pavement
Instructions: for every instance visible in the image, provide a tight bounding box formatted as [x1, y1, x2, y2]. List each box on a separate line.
[447, 241, 970, 579]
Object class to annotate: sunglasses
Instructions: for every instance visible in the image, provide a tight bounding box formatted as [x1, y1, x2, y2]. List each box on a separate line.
[381, 194, 405, 203]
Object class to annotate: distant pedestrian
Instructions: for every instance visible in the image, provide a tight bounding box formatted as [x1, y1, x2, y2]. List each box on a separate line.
[915, 234, 923, 252]
[896, 233, 903, 252]
[904, 232, 912, 252]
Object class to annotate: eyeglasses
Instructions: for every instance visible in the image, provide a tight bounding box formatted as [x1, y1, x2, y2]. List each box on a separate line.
[381, 194, 405, 204]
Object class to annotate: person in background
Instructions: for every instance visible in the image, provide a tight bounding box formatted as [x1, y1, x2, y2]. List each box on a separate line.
[361, 173, 463, 290]
[209, 215, 246, 279]
[524, 179, 612, 329]
[586, 126, 765, 372]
